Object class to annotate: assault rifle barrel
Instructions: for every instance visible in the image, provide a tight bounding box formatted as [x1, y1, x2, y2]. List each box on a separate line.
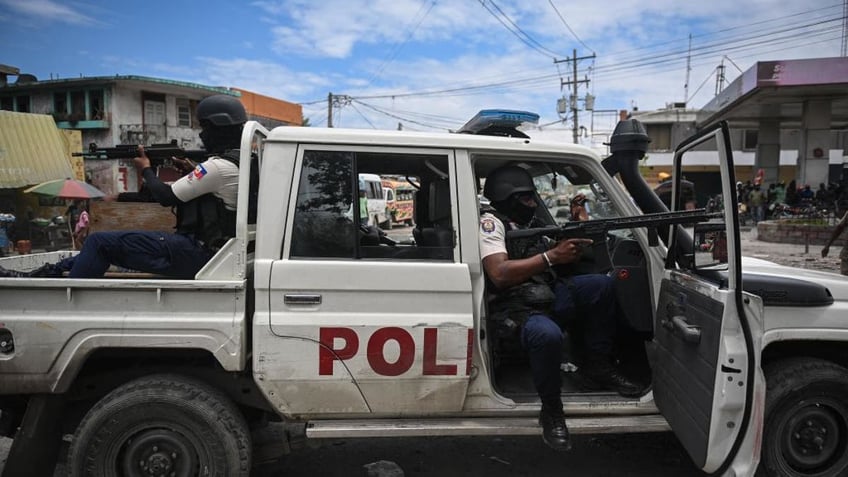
[506, 208, 718, 241]
[73, 141, 209, 166]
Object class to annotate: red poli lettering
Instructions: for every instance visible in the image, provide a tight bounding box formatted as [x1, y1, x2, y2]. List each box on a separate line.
[367, 327, 415, 376]
[423, 328, 456, 376]
[318, 326, 472, 377]
[319, 327, 358, 375]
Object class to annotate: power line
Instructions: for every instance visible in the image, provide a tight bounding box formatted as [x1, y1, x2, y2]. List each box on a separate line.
[365, 0, 436, 87]
[595, 17, 843, 74]
[547, 0, 593, 53]
[353, 99, 447, 130]
[477, 0, 564, 58]
[349, 102, 378, 129]
[296, 6, 843, 112]
[351, 9, 843, 102]
[600, 2, 842, 59]
[687, 66, 718, 105]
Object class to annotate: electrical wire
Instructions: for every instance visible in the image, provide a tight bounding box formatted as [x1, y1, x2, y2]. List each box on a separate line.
[365, 0, 436, 87]
[353, 99, 448, 130]
[336, 13, 842, 104]
[477, 0, 565, 59]
[600, 2, 842, 59]
[595, 18, 842, 74]
[349, 102, 378, 129]
[687, 66, 719, 104]
[293, 5, 843, 112]
[547, 0, 593, 53]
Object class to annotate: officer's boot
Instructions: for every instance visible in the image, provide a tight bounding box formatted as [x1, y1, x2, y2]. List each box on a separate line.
[539, 399, 572, 451]
[0, 263, 63, 278]
[0, 265, 26, 278]
[27, 263, 64, 277]
[582, 357, 644, 398]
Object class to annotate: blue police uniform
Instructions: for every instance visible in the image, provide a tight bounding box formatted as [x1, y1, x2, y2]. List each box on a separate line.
[53, 157, 239, 279]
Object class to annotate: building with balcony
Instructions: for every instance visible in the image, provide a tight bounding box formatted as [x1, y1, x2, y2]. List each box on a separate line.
[0, 71, 302, 195]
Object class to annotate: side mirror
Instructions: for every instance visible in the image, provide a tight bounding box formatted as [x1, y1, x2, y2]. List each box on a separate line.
[692, 222, 728, 271]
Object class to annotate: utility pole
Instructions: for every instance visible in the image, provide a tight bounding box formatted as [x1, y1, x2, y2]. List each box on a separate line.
[327, 93, 351, 128]
[327, 92, 334, 128]
[715, 60, 726, 96]
[684, 34, 692, 104]
[842, 0, 848, 56]
[555, 49, 594, 144]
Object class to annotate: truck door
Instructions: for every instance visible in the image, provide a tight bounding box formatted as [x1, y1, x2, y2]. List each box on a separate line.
[262, 146, 474, 416]
[649, 122, 765, 475]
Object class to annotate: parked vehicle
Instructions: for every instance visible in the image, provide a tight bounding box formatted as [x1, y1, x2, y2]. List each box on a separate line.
[1, 113, 847, 477]
[359, 173, 389, 228]
[382, 176, 416, 227]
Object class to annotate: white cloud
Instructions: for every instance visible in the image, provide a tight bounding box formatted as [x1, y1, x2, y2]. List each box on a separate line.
[0, 0, 98, 26]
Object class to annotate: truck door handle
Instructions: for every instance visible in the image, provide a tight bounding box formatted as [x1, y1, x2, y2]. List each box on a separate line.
[662, 315, 701, 344]
[284, 294, 322, 305]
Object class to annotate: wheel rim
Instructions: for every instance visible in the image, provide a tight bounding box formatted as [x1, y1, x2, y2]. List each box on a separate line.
[780, 398, 848, 473]
[119, 428, 200, 477]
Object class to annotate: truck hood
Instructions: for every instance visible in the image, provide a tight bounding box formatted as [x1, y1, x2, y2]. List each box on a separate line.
[741, 256, 847, 304]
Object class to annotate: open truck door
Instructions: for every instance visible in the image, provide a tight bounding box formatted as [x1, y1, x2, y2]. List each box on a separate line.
[648, 121, 765, 476]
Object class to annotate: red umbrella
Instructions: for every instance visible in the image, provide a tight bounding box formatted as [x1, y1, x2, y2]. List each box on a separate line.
[24, 178, 105, 199]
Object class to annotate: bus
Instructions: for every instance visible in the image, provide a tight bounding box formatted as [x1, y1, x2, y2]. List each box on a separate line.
[359, 173, 388, 228]
[382, 177, 416, 228]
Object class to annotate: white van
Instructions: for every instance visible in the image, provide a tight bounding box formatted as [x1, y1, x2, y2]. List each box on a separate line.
[359, 173, 389, 228]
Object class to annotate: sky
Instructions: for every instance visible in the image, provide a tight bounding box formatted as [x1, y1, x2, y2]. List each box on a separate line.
[0, 0, 845, 139]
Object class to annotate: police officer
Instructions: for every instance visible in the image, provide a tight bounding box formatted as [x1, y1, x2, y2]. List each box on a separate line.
[0, 94, 246, 279]
[479, 164, 642, 452]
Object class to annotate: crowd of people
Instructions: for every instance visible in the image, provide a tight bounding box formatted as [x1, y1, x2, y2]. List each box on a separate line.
[736, 179, 847, 224]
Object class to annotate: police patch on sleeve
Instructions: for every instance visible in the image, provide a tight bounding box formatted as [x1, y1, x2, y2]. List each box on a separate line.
[481, 218, 496, 234]
[192, 164, 208, 180]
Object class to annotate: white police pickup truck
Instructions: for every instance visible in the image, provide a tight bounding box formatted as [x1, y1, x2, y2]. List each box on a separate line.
[0, 111, 845, 477]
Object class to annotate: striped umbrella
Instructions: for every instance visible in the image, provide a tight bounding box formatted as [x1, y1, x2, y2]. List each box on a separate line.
[24, 178, 105, 199]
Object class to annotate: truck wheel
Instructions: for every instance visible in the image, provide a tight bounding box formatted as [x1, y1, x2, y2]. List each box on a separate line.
[67, 374, 251, 477]
[761, 358, 848, 477]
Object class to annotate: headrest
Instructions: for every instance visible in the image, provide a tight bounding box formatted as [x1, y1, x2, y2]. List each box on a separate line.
[429, 180, 451, 222]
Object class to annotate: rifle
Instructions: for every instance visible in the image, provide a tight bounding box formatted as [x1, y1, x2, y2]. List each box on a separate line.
[73, 140, 210, 167]
[505, 208, 719, 267]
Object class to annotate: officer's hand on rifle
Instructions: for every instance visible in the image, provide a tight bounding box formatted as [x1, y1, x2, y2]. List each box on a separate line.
[171, 156, 197, 173]
[570, 193, 589, 221]
[548, 238, 593, 265]
[133, 146, 152, 171]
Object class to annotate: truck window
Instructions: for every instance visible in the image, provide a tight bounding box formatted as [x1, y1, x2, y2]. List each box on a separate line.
[290, 149, 454, 261]
[290, 151, 357, 258]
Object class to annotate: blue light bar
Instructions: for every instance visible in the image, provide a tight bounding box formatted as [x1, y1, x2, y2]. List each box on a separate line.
[457, 109, 540, 136]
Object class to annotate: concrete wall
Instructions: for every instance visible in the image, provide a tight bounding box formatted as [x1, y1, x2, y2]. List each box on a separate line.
[758, 220, 840, 246]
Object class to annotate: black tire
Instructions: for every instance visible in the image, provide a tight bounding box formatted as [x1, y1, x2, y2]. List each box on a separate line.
[761, 358, 848, 477]
[383, 210, 395, 230]
[67, 374, 251, 477]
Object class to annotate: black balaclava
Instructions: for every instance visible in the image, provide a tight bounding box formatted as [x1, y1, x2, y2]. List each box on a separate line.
[199, 125, 242, 154]
[493, 194, 536, 226]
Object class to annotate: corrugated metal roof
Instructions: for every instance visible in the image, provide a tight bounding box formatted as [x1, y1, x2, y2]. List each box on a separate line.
[0, 110, 74, 189]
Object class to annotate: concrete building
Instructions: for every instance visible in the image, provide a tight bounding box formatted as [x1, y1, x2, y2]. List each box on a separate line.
[630, 102, 847, 188]
[0, 71, 302, 195]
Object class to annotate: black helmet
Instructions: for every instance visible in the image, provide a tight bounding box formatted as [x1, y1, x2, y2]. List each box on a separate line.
[484, 165, 535, 202]
[197, 95, 247, 127]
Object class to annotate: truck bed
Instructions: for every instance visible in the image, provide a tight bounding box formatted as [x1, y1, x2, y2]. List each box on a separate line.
[0, 250, 248, 395]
